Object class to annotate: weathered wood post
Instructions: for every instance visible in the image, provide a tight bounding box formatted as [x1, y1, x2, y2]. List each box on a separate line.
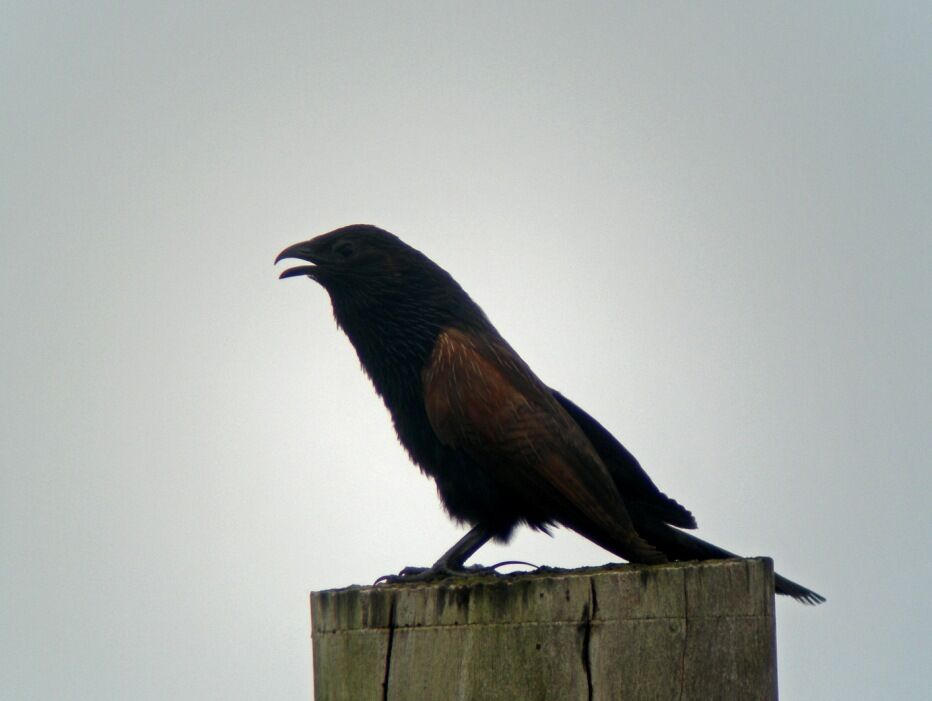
[310, 557, 778, 700]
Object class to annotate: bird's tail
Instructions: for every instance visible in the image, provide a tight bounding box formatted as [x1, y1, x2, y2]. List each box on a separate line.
[636, 521, 826, 605]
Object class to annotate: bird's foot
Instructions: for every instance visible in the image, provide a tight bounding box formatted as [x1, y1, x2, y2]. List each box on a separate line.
[373, 563, 487, 585]
[374, 560, 537, 585]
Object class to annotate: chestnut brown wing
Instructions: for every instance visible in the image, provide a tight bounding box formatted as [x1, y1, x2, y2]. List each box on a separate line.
[422, 327, 665, 564]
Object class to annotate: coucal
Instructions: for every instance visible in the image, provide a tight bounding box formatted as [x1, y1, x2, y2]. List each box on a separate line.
[276, 224, 824, 604]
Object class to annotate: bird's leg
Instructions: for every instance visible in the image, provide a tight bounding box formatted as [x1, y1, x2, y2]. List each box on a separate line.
[375, 524, 498, 584]
[426, 523, 492, 570]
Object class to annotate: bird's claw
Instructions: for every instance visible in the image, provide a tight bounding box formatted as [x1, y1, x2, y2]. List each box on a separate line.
[373, 560, 538, 586]
[373, 564, 477, 585]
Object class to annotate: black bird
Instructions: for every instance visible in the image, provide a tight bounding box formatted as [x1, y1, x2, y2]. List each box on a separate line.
[276, 224, 825, 604]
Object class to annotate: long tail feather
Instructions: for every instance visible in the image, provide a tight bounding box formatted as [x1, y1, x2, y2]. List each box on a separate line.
[635, 521, 825, 604]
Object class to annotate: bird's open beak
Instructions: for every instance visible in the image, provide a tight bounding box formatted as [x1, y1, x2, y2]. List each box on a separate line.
[275, 241, 320, 279]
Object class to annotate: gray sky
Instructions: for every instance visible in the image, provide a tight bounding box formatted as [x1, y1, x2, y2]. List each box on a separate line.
[2, 2, 929, 699]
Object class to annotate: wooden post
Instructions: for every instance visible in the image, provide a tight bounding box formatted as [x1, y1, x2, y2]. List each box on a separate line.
[310, 558, 778, 700]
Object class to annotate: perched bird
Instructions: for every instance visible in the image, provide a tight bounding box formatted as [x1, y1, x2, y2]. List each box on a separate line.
[276, 224, 825, 604]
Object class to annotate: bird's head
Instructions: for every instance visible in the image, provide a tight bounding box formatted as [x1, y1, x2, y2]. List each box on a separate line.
[275, 224, 412, 288]
[276, 223, 479, 319]
[277, 223, 489, 369]
[276, 224, 491, 338]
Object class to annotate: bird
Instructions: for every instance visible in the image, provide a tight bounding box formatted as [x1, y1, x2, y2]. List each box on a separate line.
[276, 224, 825, 604]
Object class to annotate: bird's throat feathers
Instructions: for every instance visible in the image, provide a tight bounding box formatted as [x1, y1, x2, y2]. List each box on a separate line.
[326, 269, 495, 412]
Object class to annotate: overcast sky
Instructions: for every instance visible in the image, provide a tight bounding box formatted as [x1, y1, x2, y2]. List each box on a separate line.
[2, 2, 930, 699]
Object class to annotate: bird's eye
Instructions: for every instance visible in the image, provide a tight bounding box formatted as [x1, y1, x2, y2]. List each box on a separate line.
[334, 242, 356, 259]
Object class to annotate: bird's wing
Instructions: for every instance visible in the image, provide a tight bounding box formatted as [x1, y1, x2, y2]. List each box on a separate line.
[422, 327, 665, 564]
[551, 390, 697, 529]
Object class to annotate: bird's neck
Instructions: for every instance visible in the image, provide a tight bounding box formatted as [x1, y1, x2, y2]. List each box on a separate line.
[333, 298, 441, 405]
[328, 280, 494, 412]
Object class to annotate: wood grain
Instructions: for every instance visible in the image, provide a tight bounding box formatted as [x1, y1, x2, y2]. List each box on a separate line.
[311, 558, 778, 700]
